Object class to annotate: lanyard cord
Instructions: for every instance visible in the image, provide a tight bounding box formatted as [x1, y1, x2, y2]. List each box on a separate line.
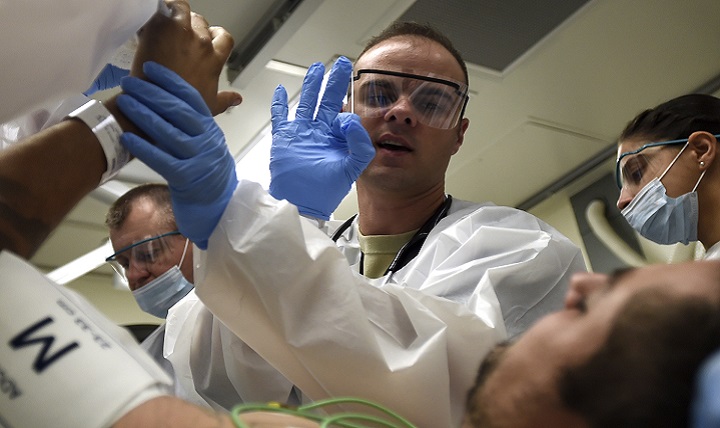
[331, 196, 453, 276]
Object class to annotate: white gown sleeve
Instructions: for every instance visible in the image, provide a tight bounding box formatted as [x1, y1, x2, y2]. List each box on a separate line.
[397, 201, 587, 339]
[164, 291, 299, 410]
[195, 181, 508, 427]
[0, 1, 157, 123]
[1, 95, 90, 150]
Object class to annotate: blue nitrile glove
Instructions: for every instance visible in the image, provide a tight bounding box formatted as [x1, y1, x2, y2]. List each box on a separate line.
[693, 350, 720, 428]
[269, 56, 375, 220]
[116, 62, 238, 250]
[84, 64, 130, 96]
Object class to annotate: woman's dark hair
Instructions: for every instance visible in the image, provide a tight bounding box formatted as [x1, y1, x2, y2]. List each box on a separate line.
[620, 94, 720, 143]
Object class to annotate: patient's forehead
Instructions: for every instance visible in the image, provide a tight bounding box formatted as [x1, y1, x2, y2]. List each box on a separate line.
[614, 260, 720, 301]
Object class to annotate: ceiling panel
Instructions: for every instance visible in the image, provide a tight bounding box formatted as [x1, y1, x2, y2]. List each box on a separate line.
[398, 0, 592, 72]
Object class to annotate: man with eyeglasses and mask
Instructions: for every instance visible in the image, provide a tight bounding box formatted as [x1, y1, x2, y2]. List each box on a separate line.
[106, 183, 303, 410]
[105, 184, 194, 384]
[117, 22, 586, 426]
[106, 184, 193, 316]
[105, 184, 299, 410]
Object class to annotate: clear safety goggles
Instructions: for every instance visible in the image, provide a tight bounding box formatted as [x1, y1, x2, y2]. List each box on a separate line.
[350, 69, 469, 129]
[105, 231, 186, 280]
[615, 133, 720, 190]
[615, 137, 690, 190]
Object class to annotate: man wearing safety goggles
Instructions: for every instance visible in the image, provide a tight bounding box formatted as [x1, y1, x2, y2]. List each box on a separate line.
[106, 183, 303, 410]
[120, 21, 585, 426]
[104, 184, 196, 393]
[106, 184, 193, 317]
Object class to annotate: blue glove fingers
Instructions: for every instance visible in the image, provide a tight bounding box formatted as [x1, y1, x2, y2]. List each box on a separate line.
[120, 76, 206, 137]
[102, 64, 130, 87]
[315, 57, 352, 125]
[172, 155, 238, 250]
[120, 132, 181, 180]
[84, 64, 129, 96]
[295, 62, 325, 120]
[341, 114, 376, 171]
[270, 85, 289, 133]
[116, 93, 199, 159]
[142, 61, 212, 117]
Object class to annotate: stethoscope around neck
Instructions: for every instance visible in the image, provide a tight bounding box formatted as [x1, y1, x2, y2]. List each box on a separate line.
[331, 195, 453, 278]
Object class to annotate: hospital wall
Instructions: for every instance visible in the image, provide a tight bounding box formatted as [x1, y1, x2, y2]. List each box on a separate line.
[68, 272, 164, 327]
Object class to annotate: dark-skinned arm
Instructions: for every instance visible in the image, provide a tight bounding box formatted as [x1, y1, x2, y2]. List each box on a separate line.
[0, 0, 240, 259]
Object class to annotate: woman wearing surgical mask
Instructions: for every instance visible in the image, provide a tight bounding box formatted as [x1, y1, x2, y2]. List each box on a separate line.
[616, 94, 720, 259]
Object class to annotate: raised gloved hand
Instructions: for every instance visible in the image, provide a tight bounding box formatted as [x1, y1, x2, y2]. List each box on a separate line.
[269, 56, 375, 220]
[84, 64, 129, 96]
[116, 61, 238, 249]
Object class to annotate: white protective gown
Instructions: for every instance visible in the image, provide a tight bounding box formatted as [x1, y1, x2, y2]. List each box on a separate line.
[177, 180, 586, 427]
[165, 290, 303, 410]
[1, 95, 90, 150]
[705, 242, 720, 260]
[141, 315, 211, 408]
[0, 0, 156, 123]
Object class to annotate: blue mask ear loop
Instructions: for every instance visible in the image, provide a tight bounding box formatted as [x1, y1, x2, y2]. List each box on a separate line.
[177, 238, 190, 269]
[657, 142, 688, 181]
[693, 170, 707, 193]
[657, 142, 707, 193]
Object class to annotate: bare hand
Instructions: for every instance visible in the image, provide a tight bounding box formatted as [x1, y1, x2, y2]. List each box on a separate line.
[131, 0, 242, 115]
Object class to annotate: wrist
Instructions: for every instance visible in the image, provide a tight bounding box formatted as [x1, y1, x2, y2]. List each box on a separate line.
[66, 99, 130, 184]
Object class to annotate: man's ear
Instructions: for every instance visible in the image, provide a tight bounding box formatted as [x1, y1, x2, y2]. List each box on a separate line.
[689, 131, 717, 170]
[452, 117, 470, 155]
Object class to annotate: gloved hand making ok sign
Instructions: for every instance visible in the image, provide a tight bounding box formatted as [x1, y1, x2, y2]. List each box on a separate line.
[269, 56, 375, 221]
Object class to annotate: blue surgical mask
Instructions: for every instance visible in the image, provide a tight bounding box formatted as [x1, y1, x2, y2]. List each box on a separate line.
[621, 144, 705, 245]
[132, 239, 193, 318]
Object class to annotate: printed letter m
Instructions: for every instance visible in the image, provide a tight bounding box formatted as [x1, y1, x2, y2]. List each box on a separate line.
[9, 317, 79, 374]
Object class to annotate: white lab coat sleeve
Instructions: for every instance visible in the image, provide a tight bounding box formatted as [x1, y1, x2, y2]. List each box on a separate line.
[195, 181, 506, 427]
[400, 205, 587, 339]
[704, 242, 720, 260]
[164, 291, 298, 410]
[0, 1, 157, 123]
[1, 95, 90, 150]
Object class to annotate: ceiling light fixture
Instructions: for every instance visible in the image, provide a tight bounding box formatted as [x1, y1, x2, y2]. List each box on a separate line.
[265, 59, 309, 77]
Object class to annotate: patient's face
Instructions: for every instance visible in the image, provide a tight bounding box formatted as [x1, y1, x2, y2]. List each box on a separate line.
[464, 260, 720, 428]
